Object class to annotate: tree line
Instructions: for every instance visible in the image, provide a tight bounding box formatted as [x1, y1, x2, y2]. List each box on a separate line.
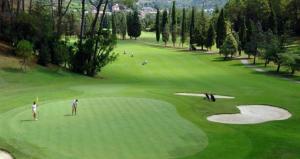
[154, 0, 300, 74]
[0, 0, 118, 77]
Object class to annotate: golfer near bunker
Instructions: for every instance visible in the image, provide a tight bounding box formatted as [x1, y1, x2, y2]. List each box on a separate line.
[175, 93, 292, 124]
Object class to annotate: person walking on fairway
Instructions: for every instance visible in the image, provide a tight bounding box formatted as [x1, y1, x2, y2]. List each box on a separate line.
[32, 101, 38, 120]
[72, 99, 78, 116]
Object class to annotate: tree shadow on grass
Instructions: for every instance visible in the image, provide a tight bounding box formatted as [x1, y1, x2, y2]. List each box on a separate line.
[2, 67, 23, 73]
[20, 119, 35, 122]
[250, 69, 300, 82]
[212, 56, 251, 62]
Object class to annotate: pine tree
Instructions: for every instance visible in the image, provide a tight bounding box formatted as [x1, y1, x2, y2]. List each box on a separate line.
[171, 1, 176, 47]
[112, 12, 117, 39]
[155, 8, 160, 42]
[220, 33, 238, 60]
[162, 9, 169, 46]
[180, 8, 187, 47]
[131, 10, 141, 39]
[205, 23, 216, 50]
[189, 7, 196, 50]
[216, 9, 226, 48]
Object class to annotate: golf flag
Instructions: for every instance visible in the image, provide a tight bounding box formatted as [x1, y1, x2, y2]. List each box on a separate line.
[36, 97, 39, 104]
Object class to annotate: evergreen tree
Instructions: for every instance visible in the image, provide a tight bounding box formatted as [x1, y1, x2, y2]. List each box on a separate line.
[268, 6, 278, 34]
[102, 15, 109, 29]
[119, 12, 127, 40]
[112, 12, 117, 39]
[189, 7, 196, 50]
[245, 21, 264, 64]
[220, 33, 238, 60]
[180, 8, 187, 47]
[197, 9, 207, 50]
[171, 1, 176, 47]
[131, 10, 141, 39]
[162, 10, 169, 46]
[238, 17, 247, 51]
[205, 23, 216, 50]
[233, 31, 242, 55]
[216, 9, 226, 48]
[155, 8, 160, 42]
[127, 12, 133, 39]
[37, 41, 51, 66]
[16, 40, 33, 71]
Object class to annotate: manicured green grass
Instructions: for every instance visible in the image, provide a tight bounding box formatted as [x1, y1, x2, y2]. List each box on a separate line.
[0, 97, 207, 159]
[0, 33, 300, 159]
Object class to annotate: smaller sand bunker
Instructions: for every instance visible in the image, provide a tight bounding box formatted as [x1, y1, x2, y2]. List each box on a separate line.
[175, 93, 235, 99]
[207, 105, 292, 124]
[0, 150, 13, 159]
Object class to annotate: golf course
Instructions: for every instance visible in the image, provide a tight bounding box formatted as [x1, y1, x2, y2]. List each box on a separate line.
[0, 32, 299, 159]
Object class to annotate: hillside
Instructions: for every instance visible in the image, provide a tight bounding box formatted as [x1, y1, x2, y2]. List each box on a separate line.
[138, 0, 228, 9]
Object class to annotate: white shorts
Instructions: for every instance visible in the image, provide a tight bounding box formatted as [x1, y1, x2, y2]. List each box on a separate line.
[32, 109, 37, 114]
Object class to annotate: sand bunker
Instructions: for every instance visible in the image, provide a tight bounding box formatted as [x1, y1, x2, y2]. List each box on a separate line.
[0, 150, 13, 159]
[175, 93, 235, 99]
[207, 105, 291, 124]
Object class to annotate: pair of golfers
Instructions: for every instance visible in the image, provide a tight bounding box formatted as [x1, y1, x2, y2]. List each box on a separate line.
[32, 99, 79, 120]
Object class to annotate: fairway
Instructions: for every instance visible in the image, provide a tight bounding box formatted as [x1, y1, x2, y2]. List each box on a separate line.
[0, 34, 300, 159]
[0, 97, 207, 159]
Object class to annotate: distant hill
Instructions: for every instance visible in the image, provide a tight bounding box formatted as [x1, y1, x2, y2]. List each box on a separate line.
[138, 0, 228, 9]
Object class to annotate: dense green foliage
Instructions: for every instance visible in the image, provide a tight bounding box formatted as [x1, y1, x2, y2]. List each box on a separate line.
[16, 40, 33, 71]
[205, 23, 215, 50]
[220, 33, 238, 59]
[131, 10, 142, 39]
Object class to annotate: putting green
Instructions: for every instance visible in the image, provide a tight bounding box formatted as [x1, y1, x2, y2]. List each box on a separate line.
[0, 97, 208, 159]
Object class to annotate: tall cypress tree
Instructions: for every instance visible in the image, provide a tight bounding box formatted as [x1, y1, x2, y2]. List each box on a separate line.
[112, 12, 117, 39]
[239, 17, 247, 51]
[205, 23, 216, 50]
[120, 12, 127, 40]
[198, 9, 207, 50]
[171, 1, 176, 47]
[180, 8, 186, 47]
[155, 8, 160, 42]
[127, 12, 133, 39]
[216, 9, 226, 48]
[189, 7, 196, 50]
[162, 9, 169, 46]
[132, 10, 141, 39]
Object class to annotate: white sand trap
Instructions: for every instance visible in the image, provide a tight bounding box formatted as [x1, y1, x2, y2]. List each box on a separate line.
[0, 150, 13, 159]
[207, 105, 292, 124]
[255, 68, 266, 72]
[175, 93, 235, 99]
[241, 59, 249, 65]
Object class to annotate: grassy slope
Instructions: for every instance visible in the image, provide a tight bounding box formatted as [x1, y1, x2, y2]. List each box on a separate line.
[0, 33, 300, 159]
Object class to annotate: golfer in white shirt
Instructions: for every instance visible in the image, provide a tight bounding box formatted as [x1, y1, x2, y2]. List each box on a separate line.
[32, 101, 38, 120]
